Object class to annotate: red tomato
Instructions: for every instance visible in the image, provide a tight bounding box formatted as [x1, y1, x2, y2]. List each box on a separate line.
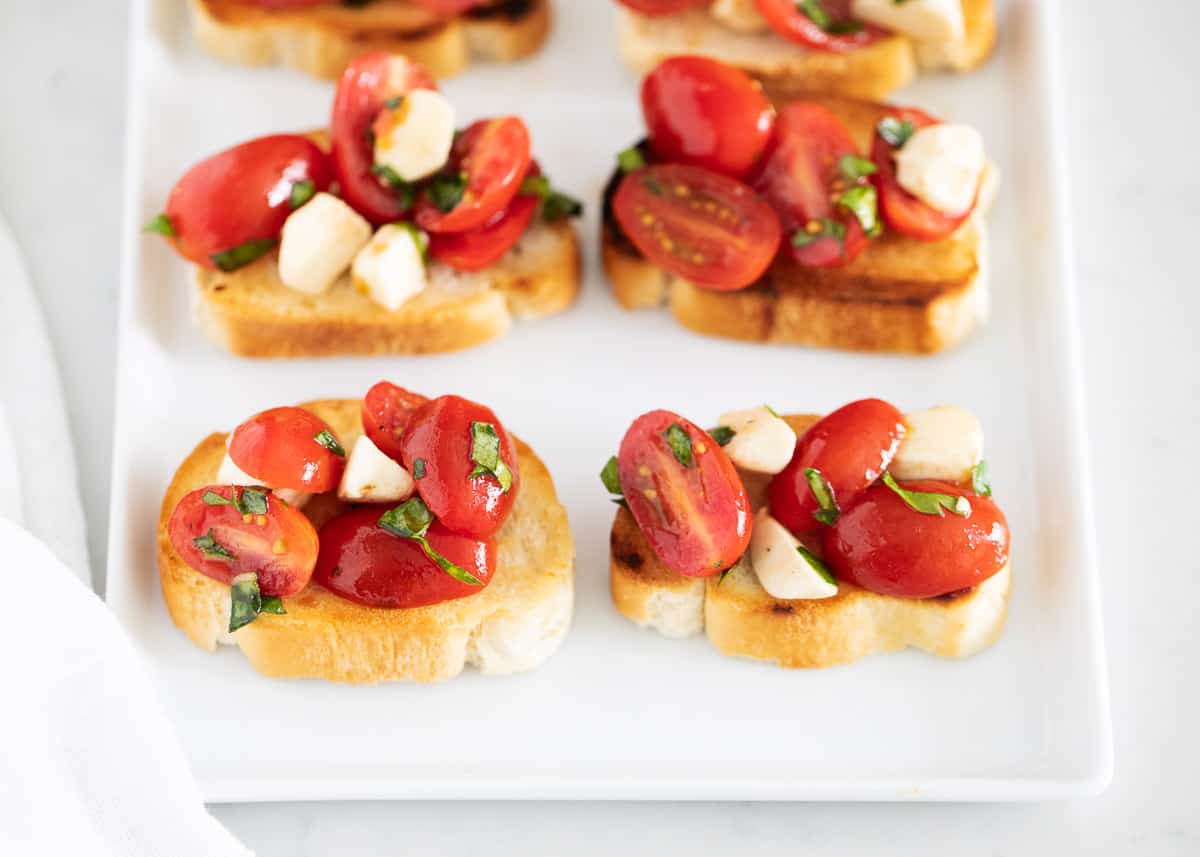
[362, 382, 430, 463]
[313, 507, 494, 609]
[616, 0, 709, 14]
[410, 0, 489, 13]
[227, 406, 346, 493]
[641, 56, 775, 179]
[158, 134, 331, 270]
[768, 399, 905, 536]
[752, 101, 870, 267]
[617, 410, 751, 577]
[331, 52, 439, 226]
[824, 480, 1010, 598]
[400, 395, 520, 539]
[613, 163, 781, 290]
[428, 193, 538, 271]
[241, 0, 328, 8]
[754, 0, 884, 51]
[167, 485, 319, 597]
[414, 117, 532, 234]
[871, 107, 978, 241]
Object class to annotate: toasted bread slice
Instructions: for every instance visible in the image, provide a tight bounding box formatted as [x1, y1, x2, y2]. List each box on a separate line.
[602, 97, 997, 354]
[191, 0, 551, 80]
[616, 0, 995, 99]
[610, 413, 1011, 668]
[158, 399, 575, 684]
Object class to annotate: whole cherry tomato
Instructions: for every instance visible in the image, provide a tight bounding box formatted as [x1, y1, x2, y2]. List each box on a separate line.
[167, 485, 319, 597]
[641, 56, 775, 179]
[617, 410, 751, 577]
[313, 507, 494, 609]
[768, 399, 905, 535]
[754, 0, 884, 52]
[400, 395, 520, 539]
[824, 479, 1010, 598]
[362, 382, 430, 463]
[155, 134, 331, 271]
[227, 406, 346, 493]
[616, 0, 709, 14]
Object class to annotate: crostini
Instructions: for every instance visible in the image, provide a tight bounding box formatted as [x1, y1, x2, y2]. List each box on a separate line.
[146, 53, 582, 358]
[191, 0, 552, 81]
[158, 382, 574, 684]
[602, 56, 996, 354]
[614, 0, 995, 99]
[602, 399, 1010, 667]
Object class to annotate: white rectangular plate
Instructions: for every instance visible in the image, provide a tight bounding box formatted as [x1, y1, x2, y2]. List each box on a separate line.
[108, 0, 1110, 801]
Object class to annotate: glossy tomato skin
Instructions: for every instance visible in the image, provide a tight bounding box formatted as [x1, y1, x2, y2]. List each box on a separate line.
[871, 107, 977, 241]
[162, 134, 332, 270]
[642, 56, 775, 179]
[613, 163, 781, 290]
[400, 395, 520, 539]
[331, 52, 439, 226]
[618, 410, 751, 577]
[768, 398, 905, 536]
[362, 382, 430, 463]
[753, 102, 870, 267]
[754, 0, 884, 52]
[228, 406, 346, 493]
[823, 479, 1010, 598]
[617, 0, 709, 14]
[313, 508, 494, 609]
[428, 191, 538, 271]
[167, 485, 319, 597]
[414, 117, 532, 234]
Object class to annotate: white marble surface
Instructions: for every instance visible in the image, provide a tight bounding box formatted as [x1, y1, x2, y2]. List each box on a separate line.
[1, 1, 1196, 854]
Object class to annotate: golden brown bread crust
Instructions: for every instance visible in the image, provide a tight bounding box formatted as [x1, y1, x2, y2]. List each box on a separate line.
[191, 0, 552, 80]
[158, 398, 575, 684]
[609, 413, 1012, 668]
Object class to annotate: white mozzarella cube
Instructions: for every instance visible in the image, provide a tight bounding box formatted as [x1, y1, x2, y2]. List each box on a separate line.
[352, 224, 429, 311]
[749, 509, 838, 600]
[277, 193, 372, 295]
[372, 89, 457, 183]
[216, 452, 265, 487]
[852, 0, 964, 41]
[716, 406, 796, 475]
[891, 405, 984, 483]
[338, 435, 415, 504]
[894, 123, 986, 217]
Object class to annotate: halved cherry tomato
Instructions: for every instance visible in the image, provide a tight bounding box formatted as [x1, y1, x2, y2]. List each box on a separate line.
[400, 395, 520, 539]
[752, 101, 872, 267]
[410, 0, 489, 13]
[642, 56, 775, 179]
[428, 193, 538, 271]
[362, 382, 430, 463]
[871, 107, 977, 241]
[617, 410, 751, 577]
[768, 399, 905, 536]
[414, 117, 532, 234]
[754, 0, 884, 51]
[613, 163, 781, 290]
[167, 485, 319, 597]
[158, 134, 331, 271]
[331, 52, 439, 226]
[313, 507, 495, 609]
[228, 406, 346, 493]
[824, 480, 1010, 599]
[616, 0, 709, 14]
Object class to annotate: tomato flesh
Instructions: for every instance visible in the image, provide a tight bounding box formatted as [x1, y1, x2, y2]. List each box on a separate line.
[618, 410, 751, 577]
[161, 134, 331, 270]
[428, 191, 539, 271]
[331, 52, 439, 226]
[872, 107, 977, 241]
[768, 398, 905, 536]
[754, 0, 885, 52]
[167, 485, 319, 597]
[824, 480, 1010, 598]
[642, 56, 775, 179]
[228, 406, 346, 493]
[314, 507, 494, 609]
[613, 163, 781, 290]
[400, 395, 520, 539]
[362, 382, 430, 464]
[616, 0, 709, 14]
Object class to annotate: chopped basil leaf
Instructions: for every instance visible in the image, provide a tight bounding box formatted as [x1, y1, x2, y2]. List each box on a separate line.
[377, 498, 484, 586]
[289, 179, 316, 210]
[370, 164, 416, 210]
[600, 455, 623, 496]
[383, 95, 402, 110]
[422, 539, 485, 586]
[612, 497, 630, 511]
[520, 174, 584, 223]
[718, 566, 732, 586]
[664, 423, 693, 468]
[143, 213, 176, 237]
[413, 458, 427, 479]
[971, 460, 992, 497]
[797, 544, 837, 586]
[228, 573, 285, 632]
[428, 171, 467, 213]
[709, 426, 736, 447]
[836, 184, 881, 237]
[331, 565, 343, 578]
[617, 146, 646, 173]
[520, 175, 551, 197]
[838, 154, 877, 182]
[791, 218, 846, 251]
[234, 486, 269, 517]
[878, 116, 916, 148]
[202, 490, 233, 507]
[210, 238, 276, 273]
[803, 467, 840, 526]
[882, 472, 971, 517]
[642, 175, 666, 196]
[259, 596, 287, 615]
[796, 0, 862, 34]
[194, 529, 235, 561]
[314, 429, 346, 457]
[764, 404, 781, 418]
[468, 421, 514, 493]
